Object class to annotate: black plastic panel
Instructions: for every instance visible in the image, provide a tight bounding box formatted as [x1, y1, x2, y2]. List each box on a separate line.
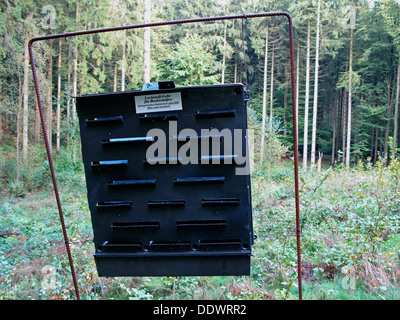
[76, 83, 253, 277]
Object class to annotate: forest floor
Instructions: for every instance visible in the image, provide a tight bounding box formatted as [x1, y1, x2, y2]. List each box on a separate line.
[1, 146, 400, 300]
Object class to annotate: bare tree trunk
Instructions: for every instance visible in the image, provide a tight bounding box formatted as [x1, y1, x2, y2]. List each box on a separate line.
[342, 86, 347, 165]
[16, 69, 23, 180]
[331, 122, 336, 166]
[384, 75, 392, 160]
[234, 59, 237, 83]
[56, 38, 62, 155]
[260, 25, 269, 165]
[221, 22, 227, 84]
[269, 43, 275, 133]
[66, 63, 71, 147]
[1, 115, 6, 138]
[22, 37, 30, 165]
[4, 114, 8, 134]
[0, 113, 2, 143]
[317, 152, 323, 173]
[374, 127, 379, 165]
[16, 109, 20, 179]
[353, 104, 360, 162]
[310, 0, 321, 171]
[346, 27, 354, 168]
[72, 2, 79, 164]
[394, 59, 400, 155]
[121, 32, 126, 91]
[331, 95, 338, 166]
[370, 127, 375, 160]
[113, 63, 117, 92]
[143, 0, 151, 84]
[302, 19, 311, 172]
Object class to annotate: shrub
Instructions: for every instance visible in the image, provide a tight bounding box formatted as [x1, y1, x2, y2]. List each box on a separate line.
[26, 161, 51, 191]
[8, 179, 26, 198]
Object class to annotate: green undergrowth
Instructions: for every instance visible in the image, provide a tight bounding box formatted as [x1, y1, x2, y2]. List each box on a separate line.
[1, 147, 400, 299]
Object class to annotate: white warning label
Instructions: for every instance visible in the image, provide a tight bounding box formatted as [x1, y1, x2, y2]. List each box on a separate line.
[134, 92, 183, 114]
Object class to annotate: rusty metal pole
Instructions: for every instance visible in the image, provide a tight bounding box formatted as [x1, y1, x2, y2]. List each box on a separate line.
[28, 42, 81, 300]
[29, 11, 301, 300]
[286, 13, 303, 300]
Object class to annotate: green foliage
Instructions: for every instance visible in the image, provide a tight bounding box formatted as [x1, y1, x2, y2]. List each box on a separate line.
[249, 156, 400, 300]
[158, 34, 220, 86]
[1, 155, 400, 299]
[247, 106, 289, 166]
[8, 179, 26, 198]
[1, 0, 400, 166]
[336, 70, 361, 90]
[0, 157, 17, 185]
[379, 0, 400, 53]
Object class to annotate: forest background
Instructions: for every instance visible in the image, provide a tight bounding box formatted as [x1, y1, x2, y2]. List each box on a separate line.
[1, 0, 400, 169]
[1, 0, 400, 300]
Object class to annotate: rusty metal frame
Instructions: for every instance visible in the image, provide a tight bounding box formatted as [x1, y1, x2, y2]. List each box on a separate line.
[29, 11, 302, 300]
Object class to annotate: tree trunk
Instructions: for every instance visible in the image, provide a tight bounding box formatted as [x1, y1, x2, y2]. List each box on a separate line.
[353, 104, 360, 163]
[302, 19, 311, 172]
[221, 22, 227, 84]
[22, 37, 29, 165]
[0, 113, 2, 144]
[317, 152, 323, 173]
[113, 63, 117, 92]
[4, 113, 8, 134]
[283, 64, 288, 137]
[370, 127, 375, 160]
[394, 59, 400, 155]
[260, 25, 269, 165]
[269, 44, 275, 133]
[374, 127, 379, 165]
[72, 2, 79, 164]
[143, 0, 151, 84]
[384, 75, 392, 160]
[295, 42, 300, 142]
[121, 32, 126, 91]
[234, 59, 237, 83]
[331, 121, 336, 166]
[16, 69, 23, 180]
[56, 38, 62, 155]
[66, 63, 71, 147]
[331, 95, 338, 166]
[342, 84, 348, 165]
[346, 27, 354, 168]
[310, 0, 321, 171]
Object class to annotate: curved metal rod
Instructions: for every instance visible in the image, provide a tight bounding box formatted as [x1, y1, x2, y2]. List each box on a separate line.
[29, 11, 302, 300]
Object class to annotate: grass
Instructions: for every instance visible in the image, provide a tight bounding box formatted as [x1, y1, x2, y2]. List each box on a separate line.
[1, 143, 400, 300]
